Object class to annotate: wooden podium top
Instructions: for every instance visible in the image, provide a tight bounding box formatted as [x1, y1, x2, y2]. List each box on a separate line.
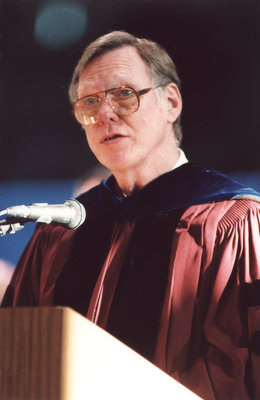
[0, 307, 200, 399]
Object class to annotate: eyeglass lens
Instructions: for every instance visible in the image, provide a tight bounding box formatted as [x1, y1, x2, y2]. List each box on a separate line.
[74, 87, 139, 126]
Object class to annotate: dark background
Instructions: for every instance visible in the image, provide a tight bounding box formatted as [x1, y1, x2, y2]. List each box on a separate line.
[1, 0, 260, 265]
[1, 0, 260, 181]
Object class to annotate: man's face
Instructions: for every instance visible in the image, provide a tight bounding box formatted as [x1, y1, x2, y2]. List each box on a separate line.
[77, 46, 180, 175]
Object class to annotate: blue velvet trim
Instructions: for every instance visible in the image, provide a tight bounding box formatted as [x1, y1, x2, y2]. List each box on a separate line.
[77, 163, 260, 221]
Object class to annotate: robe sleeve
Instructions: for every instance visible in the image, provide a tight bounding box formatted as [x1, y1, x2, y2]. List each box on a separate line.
[155, 199, 260, 399]
[204, 199, 260, 399]
[1, 223, 75, 307]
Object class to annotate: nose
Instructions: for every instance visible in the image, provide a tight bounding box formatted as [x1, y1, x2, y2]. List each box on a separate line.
[96, 99, 119, 125]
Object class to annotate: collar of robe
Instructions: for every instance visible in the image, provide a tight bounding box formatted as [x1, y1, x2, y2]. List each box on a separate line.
[77, 163, 260, 222]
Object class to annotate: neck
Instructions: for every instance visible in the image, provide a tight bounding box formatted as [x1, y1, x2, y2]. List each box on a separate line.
[113, 146, 181, 196]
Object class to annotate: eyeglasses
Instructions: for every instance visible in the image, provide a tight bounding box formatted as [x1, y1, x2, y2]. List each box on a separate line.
[72, 85, 161, 126]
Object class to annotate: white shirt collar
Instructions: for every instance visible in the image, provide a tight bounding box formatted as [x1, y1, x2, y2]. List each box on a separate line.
[172, 148, 188, 171]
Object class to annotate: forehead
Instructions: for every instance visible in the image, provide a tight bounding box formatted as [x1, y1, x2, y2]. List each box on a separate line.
[78, 46, 152, 95]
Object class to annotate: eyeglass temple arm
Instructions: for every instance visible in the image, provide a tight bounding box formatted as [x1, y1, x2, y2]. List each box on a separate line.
[137, 88, 152, 97]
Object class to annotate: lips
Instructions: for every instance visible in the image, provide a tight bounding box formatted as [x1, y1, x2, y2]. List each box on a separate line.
[103, 134, 123, 142]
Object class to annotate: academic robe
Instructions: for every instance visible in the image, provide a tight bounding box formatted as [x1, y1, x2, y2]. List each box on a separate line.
[2, 163, 260, 399]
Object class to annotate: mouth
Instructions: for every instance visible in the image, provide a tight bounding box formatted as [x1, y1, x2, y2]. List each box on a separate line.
[103, 134, 123, 143]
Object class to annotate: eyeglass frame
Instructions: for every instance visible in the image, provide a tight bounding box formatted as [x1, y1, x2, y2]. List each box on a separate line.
[72, 84, 163, 126]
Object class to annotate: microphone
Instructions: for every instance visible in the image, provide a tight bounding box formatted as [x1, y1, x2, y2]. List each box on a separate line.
[0, 199, 86, 230]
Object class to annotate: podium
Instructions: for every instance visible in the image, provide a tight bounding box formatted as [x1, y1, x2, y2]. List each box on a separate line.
[0, 307, 200, 399]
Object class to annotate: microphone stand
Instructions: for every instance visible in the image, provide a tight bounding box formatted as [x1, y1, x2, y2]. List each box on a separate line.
[0, 210, 25, 236]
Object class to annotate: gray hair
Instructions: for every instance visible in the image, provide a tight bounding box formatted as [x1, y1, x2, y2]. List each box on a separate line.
[69, 31, 182, 144]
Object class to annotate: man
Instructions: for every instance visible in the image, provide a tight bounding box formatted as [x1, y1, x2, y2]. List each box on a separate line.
[2, 31, 260, 399]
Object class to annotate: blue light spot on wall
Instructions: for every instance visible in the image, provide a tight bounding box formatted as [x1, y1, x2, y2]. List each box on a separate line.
[34, 2, 87, 50]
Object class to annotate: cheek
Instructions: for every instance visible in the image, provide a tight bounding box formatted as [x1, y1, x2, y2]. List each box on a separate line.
[84, 129, 98, 152]
[129, 105, 162, 135]
[126, 108, 153, 131]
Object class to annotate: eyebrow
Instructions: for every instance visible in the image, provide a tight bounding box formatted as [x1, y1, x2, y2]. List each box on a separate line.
[80, 83, 137, 98]
[80, 76, 135, 92]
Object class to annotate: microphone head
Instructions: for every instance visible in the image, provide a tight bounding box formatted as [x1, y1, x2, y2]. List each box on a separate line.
[63, 199, 86, 229]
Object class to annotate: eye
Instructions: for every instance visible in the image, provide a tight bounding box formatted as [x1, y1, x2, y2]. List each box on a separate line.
[111, 88, 134, 98]
[120, 88, 134, 97]
[85, 97, 99, 107]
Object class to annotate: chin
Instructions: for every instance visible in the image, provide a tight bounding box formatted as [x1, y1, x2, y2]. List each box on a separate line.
[99, 154, 136, 172]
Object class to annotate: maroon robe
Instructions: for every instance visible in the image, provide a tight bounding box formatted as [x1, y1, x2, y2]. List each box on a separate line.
[2, 165, 260, 399]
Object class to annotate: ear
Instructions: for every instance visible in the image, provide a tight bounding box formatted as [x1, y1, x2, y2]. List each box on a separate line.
[164, 83, 182, 124]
